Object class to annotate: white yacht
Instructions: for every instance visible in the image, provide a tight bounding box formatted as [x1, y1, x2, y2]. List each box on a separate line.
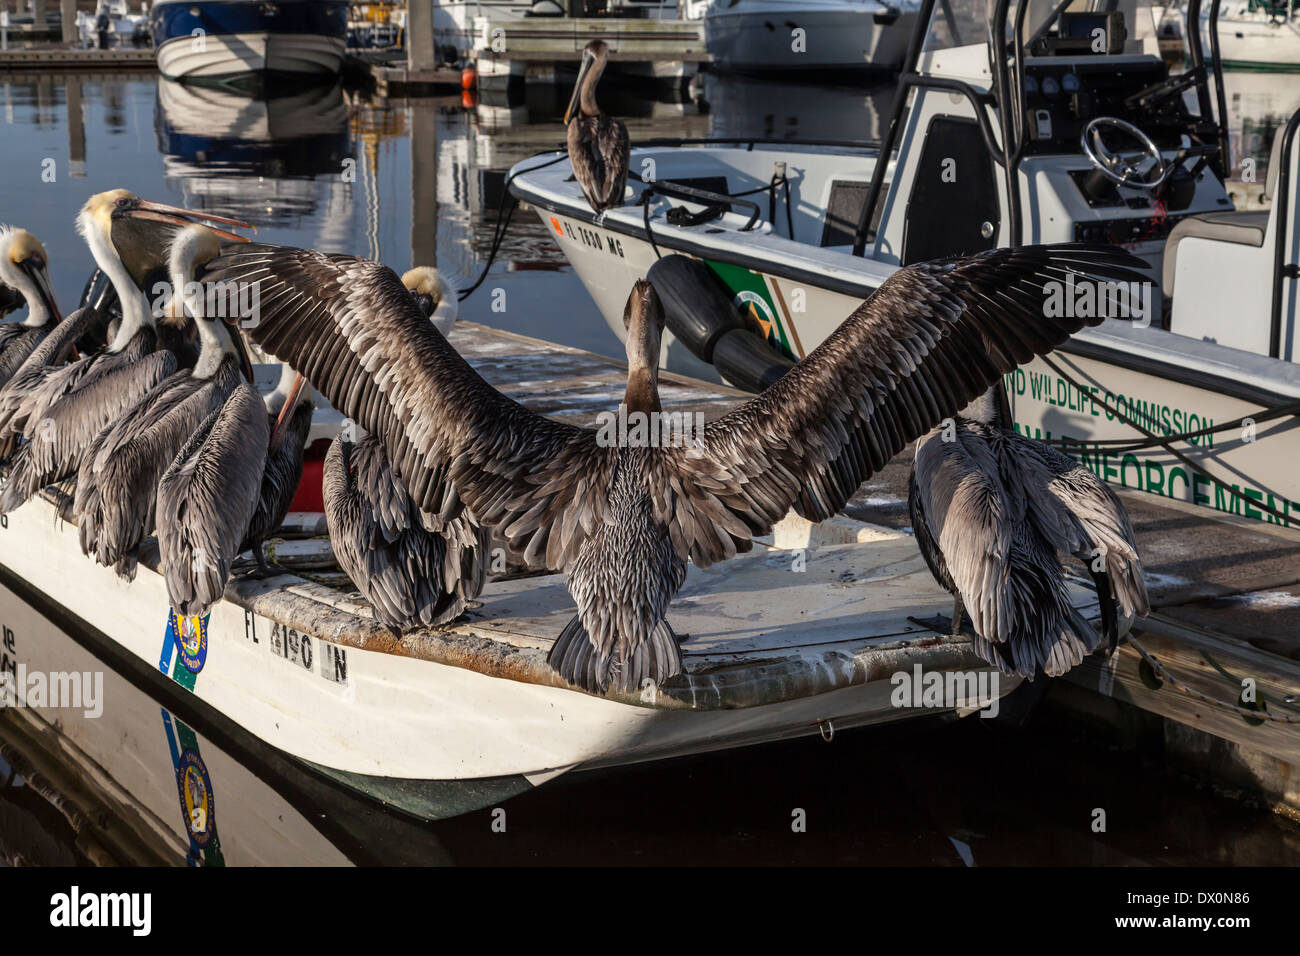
[1208, 0, 1300, 70]
[698, 0, 924, 73]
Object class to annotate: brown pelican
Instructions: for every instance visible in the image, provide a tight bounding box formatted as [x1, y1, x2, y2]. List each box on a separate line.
[324, 434, 489, 631]
[0, 227, 61, 388]
[908, 387, 1150, 678]
[0, 192, 248, 508]
[401, 267, 458, 337]
[74, 224, 253, 579]
[157, 363, 317, 613]
[565, 39, 629, 216]
[318, 267, 487, 631]
[157, 382, 269, 617]
[205, 242, 1145, 694]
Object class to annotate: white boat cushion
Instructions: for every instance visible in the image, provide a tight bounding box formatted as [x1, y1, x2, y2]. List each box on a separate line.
[1162, 210, 1271, 297]
[1163, 127, 1287, 297]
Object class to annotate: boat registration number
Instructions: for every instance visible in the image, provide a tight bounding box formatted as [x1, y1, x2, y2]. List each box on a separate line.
[245, 611, 349, 688]
[552, 216, 625, 258]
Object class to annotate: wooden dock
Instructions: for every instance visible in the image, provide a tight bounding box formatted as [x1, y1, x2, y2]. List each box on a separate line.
[0, 46, 155, 72]
[473, 16, 707, 92]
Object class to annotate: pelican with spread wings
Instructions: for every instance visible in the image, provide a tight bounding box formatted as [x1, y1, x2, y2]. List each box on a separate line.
[204, 242, 1145, 694]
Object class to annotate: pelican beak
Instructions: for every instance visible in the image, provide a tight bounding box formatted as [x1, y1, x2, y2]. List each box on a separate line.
[564, 51, 594, 125]
[228, 322, 256, 384]
[269, 371, 307, 450]
[120, 199, 255, 243]
[19, 258, 61, 325]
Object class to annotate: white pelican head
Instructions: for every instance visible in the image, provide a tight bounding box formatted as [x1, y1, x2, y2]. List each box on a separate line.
[402, 266, 459, 338]
[0, 226, 60, 328]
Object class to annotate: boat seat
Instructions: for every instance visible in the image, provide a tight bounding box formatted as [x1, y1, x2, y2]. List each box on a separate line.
[1162, 127, 1286, 298]
[1161, 211, 1270, 296]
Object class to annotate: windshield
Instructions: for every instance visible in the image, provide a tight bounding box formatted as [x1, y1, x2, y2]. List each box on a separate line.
[924, 0, 1159, 54]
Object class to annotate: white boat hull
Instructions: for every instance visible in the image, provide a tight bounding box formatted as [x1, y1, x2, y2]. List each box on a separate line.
[705, 2, 917, 72]
[156, 31, 345, 80]
[0, 485, 1018, 817]
[1207, 10, 1300, 68]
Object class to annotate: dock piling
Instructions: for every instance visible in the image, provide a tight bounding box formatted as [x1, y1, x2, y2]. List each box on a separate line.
[60, 0, 75, 44]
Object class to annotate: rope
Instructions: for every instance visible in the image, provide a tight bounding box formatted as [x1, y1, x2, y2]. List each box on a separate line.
[1125, 632, 1300, 724]
[262, 537, 345, 588]
[642, 189, 664, 261]
[1037, 353, 1297, 525]
[482, 147, 793, 284]
[458, 151, 570, 303]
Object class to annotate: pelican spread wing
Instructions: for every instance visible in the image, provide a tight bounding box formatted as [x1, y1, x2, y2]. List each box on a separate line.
[655, 244, 1145, 565]
[206, 245, 614, 570]
[209, 243, 1143, 574]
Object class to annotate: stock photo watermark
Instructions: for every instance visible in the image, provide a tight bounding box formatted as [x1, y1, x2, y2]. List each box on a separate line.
[0, 663, 103, 718]
[890, 664, 1001, 718]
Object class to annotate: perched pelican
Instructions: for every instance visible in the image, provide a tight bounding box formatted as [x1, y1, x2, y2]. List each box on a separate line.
[401, 266, 458, 337]
[157, 382, 269, 617]
[319, 270, 486, 631]
[0, 191, 248, 501]
[242, 363, 315, 575]
[565, 39, 629, 216]
[157, 364, 316, 614]
[324, 434, 489, 631]
[908, 386, 1150, 678]
[206, 242, 1145, 694]
[0, 227, 61, 388]
[75, 224, 253, 579]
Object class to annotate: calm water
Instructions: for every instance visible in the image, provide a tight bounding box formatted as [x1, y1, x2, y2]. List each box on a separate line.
[1, 68, 1299, 865]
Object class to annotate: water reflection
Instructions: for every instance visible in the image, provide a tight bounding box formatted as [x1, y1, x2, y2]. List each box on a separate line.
[0, 580, 450, 866]
[155, 79, 353, 230]
[693, 72, 894, 144]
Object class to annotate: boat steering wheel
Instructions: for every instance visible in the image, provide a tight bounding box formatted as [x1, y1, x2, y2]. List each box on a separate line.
[1080, 117, 1170, 190]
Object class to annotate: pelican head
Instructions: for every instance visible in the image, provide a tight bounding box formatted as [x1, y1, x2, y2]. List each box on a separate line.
[401, 266, 459, 337]
[564, 39, 610, 125]
[77, 189, 252, 346]
[78, 188, 251, 287]
[166, 223, 222, 324]
[0, 226, 60, 328]
[623, 278, 664, 371]
[266, 363, 315, 452]
[621, 279, 663, 414]
[168, 224, 256, 383]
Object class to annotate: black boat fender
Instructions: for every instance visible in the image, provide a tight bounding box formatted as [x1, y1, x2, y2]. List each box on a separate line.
[712, 327, 796, 393]
[646, 253, 795, 393]
[646, 254, 742, 363]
